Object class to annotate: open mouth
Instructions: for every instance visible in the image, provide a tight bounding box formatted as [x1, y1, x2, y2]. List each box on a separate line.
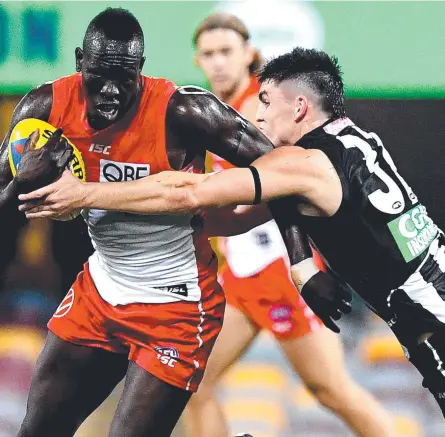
[96, 103, 119, 119]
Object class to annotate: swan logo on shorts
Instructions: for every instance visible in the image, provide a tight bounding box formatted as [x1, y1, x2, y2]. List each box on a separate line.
[269, 305, 291, 322]
[53, 289, 75, 318]
[155, 346, 179, 368]
[269, 305, 293, 335]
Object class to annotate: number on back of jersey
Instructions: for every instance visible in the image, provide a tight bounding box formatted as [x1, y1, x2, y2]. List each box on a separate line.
[338, 126, 417, 214]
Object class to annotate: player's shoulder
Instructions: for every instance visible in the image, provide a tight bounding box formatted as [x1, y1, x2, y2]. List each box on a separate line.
[14, 82, 53, 122]
[172, 85, 220, 106]
[142, 75, 177, 92]
[45, 73, 80, 88]
[167, 86, 228, 124]
[297, 125, 344, 149]
[176, 85, 212, 95]
[23, 82, 53, 102]
[296, 118, 358, 163]
[259, 145, 320, 169]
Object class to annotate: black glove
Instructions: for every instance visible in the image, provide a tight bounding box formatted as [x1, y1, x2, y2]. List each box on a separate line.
[300, 270, 352, 333]
[16, 128, 73, 194]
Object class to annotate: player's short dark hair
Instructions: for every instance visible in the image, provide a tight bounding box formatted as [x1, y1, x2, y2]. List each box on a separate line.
[83, 8, 144, 54]
[259, 47, 346, 118]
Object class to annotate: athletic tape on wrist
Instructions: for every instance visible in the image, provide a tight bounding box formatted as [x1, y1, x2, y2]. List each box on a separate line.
[290, 257, 320, 292]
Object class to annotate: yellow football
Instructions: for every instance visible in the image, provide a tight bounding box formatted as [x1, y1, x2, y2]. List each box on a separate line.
[8, 118, 86, 182]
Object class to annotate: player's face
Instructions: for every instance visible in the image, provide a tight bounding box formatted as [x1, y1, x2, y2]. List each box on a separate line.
[256, 81, 300, 147]
[75, 39, 145, 130]
[196, 29, 253, 98]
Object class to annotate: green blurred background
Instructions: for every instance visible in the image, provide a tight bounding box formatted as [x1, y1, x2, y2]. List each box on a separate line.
[0, 1, 444, 97]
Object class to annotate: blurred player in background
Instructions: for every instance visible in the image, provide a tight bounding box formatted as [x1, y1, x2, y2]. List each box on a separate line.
[185, 12, 395, 437]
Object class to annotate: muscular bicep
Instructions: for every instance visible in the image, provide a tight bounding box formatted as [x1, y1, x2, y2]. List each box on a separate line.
[0, 83, 52, 190]
[166, 87, 274, 167]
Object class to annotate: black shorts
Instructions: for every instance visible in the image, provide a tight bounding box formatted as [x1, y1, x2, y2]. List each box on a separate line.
[387, 233, 445, 346]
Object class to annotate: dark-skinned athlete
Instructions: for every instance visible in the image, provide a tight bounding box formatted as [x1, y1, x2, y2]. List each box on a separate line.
[5, 9, 346, 437]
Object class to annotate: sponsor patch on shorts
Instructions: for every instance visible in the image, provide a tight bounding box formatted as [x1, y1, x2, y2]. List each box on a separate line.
[269, 304, 292, 322]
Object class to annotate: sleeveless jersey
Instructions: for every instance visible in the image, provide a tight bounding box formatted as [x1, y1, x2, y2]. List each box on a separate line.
[49, 73, 216, 305]
[296, 117, 439, 314]
[209, 76, 287, 277]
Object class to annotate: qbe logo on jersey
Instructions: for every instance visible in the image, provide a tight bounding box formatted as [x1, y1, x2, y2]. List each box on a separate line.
[100, 159, 150, 182]
[155, 346, 179, 368]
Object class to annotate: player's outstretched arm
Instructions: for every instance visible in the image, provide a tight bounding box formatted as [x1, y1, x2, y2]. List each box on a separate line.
[0, 84, 52, 209]
[19, 146, 313, 217]
[19, 169, 211, 218]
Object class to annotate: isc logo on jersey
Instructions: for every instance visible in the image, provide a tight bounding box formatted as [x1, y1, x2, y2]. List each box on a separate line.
[100, 159, 150, 182]
[155, 346, 179, 368]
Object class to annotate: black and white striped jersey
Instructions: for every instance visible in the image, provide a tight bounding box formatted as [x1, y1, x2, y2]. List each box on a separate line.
[295, 117, 439, 315]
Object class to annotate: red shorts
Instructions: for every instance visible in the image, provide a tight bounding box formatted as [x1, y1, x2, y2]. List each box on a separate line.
[48, 263, 225, 392]
[219, 255, 324, 340]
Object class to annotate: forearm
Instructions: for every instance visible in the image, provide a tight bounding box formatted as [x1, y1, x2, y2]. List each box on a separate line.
[267, 196, 316, 291]
[268, 197, 312, 258]
[82, 171, 205, 215]
[87, 168, 259, 215]
[83, 147, 310, 215]
[277, 218, 321, 292]
[281, 231, 321, 293]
